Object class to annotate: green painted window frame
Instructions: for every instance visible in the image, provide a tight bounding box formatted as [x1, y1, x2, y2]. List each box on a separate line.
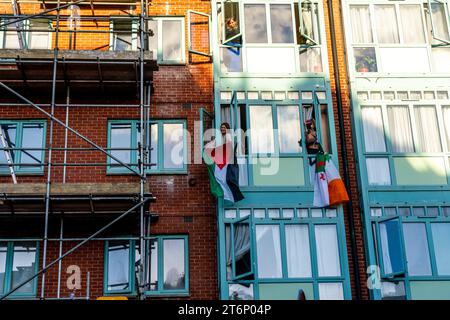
[0, 241, 39, 299]
[369, 206, 450, 300]
[0, 16, 53, 50]
[214, 0, 328, 75]
[356, 101, 450, 188]
[0, 120, 47, 175]
[106, 119, 187, 174]
[343, 0, 450, 76]
[103, 236, 189, 296]
[219, 89, 335, 189]
[221, 206, 350, 300]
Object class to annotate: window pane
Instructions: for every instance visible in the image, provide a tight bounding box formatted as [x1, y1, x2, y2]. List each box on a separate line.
[255, 225, 282, 278]
[29, 19, 51, 49]
[233, 222, 251, 278]
[320, 104, 331, 153]
[162, 20, 182, 61]
[270, 4, 294, 43]
[349, 5, 373, 43]
[163, 239, 185, 290]
[442, 106, 450, 150]
[366, 158, 391, 185]
[0, 242, 7, 293]
[110, 123, 132, 167]
[387, 106, 414, 152]
[11, 242, 37, 294]
[285, 225, 312, 278]
[318, 283, 344, 300]
[221, 47, 242, 73]
[402, 223, 432, 276]
[379, 219, 404, 276]
[107, 241, 130, 291]
[244, 4, 268, 43]
[4, 19, 22, 49]
[149, 123, 158, 170]
[400, 5, 425, 44]
[315, 225, 341, 277]
[299, 47, 322, 72]
[354, 47, 377, 72]
[431, 223, 450, 275]
[277, 106, 301, 153]
[229, 283, 253, 300]
[249, 106, 274, 154]
[20, 124, 44, 169]
[374, 5, 400, 43]
[113, 21, 132, 51]
[163, 123, 184, 169]
[414, 106, 442, 152]
[428, 3, 450, 43]
[148, 20, 158, 58]
[0, 124, 17, 167]
[381, 281, 406, 300]
[300, 2, 320, 44]
[361, 106, 386, 152]
[431, 48, 450, 73]
[224, 1, 241, 43]
[148, 239, 158, 291]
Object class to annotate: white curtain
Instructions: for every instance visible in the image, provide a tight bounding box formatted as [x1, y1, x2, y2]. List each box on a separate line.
[374, 5, 400, 43]
[400, 5, 425, 43]
[107, 245, 130, 290]
[431, 48, 450, 73]
[387, 106, 414, 152]
[255, 225, 282, 278]
[285, 225, 312, 277]
[442, 106, 450, 149]
[414, 106, 442, 152]
[314, 225, 341, 277]
[277, 106, 301, 153]
[318, 283, 344, 300]
[299, 47, 322, 72]
[249, 106, 274, 154]
[379, 222, 393, 274]
[361, 106, 386, 152]
[349, 5, 373, 43]
[29, 20, 50, 49]
[366, 158, 391, 185]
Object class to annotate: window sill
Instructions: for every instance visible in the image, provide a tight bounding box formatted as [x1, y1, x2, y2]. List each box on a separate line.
[158, 61, 186, 66]
[0, 171, 44, 176]
[106, 170, 188, 175]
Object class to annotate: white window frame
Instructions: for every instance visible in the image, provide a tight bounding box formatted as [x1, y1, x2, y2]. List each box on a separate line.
[149, 16, 186, 64]
[0, 17, 52, 50]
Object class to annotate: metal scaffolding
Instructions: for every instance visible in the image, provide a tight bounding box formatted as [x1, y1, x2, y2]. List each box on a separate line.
[0, 0, 155, 300]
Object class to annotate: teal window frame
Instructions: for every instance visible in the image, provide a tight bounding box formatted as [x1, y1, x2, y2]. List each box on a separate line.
[0, 16, 52, 50]
[107, 119, 187, 174]
[0, 241, 39, 299]
[218, 89, 336, 189]
[103, 240, 136, 295]
[356, 100, 450, 188]
[370, 205, 450, 299]
[103, 236, 189, 296]
[214, 0, 328, 75]
[222, 207, 350, 300]
[0, 120, 46, 175]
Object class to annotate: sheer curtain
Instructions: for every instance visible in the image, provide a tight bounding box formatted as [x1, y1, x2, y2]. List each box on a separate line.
[349, 5, 373, 43]
[442, 106, 450, 149]
[277, 106, 301, 153]
[255, 225, 282, 278]
[366, 158, 391, 185]
[285, 225, 312, 278]
[400, 5, 425, 43]
[387, 106, 414, 152]
[374, 5, 400, 43]
[361, 106, 386, 152]
[249, 106, 274, 154]
[226, 224, 250, 273]
[314, 225, 341, 277]
[318, 283, 344, 300]
[414, 106, 442, 152]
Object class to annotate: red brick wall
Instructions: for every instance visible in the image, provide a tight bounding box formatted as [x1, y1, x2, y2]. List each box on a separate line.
[323, 0, 368, 300]
[0, 0, 217, 300]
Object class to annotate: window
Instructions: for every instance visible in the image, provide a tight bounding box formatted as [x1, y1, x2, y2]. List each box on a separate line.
[244, 4, 268, 43]
[249, 106, 275, 154]
[270, 4, 294, 44]
[0, 241, 38, 297]
[374, 5, 400, 44]
[315, 224, 341, 277]
[387, 106, 415, 153]
[255, 225, 282, 278]
[285, 225, 312, 278]
[402, 223, 432, 276]
[431, 223, 450, 275]
[105, 236, 188, 295]
[277, 105, 301, 153]
[0, 121, 45, 174]
[0, 18, 52, 49]
[110, 19, 137, 51]
[107, 120, 186, 173]
[151, 17, 185, 63]
[378, 218, 405, 277]
[28, 19, 52, 49]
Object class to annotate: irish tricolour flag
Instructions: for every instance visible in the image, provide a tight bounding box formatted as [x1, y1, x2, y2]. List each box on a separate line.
[313, 154, 349, 208]
[203, 141, 244, 203]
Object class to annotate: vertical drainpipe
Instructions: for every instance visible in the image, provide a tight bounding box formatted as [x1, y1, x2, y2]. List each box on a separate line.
[326, 0, 362, 300]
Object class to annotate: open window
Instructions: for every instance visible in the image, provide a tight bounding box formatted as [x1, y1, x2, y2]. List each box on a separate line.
[218, 1, 242, 47]
[298, 0, 321, 46]
[226, 216, 254, 281]
[188, 10, 211, 57]
[426, 0, 450, 45]
[375, 218, 406, 279]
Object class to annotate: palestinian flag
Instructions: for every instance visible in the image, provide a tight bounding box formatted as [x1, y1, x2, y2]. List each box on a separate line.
[203, 141, 244, 203]
[313, 153, 349, 208]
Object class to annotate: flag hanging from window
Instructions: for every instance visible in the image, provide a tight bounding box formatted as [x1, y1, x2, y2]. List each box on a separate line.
[313, 153, 349, 208]
[203, 140, 244, 203]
